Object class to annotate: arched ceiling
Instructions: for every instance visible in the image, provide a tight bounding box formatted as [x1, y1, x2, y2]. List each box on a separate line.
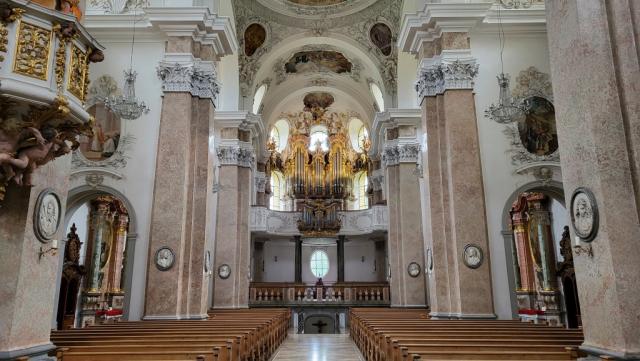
[232, 0, 401, 131]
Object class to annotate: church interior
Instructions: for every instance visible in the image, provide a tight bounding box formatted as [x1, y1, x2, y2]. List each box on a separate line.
[0, 0, 639, 360]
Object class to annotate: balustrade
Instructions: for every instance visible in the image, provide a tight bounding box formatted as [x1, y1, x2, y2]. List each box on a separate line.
[249, 282, 390, 306]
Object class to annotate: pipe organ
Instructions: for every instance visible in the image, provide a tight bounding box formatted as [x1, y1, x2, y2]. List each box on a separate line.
[266, 93, 371, 236]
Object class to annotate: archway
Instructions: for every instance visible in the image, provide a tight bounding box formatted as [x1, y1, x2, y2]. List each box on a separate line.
[53, 185, 138, 329]
[500, 180, 579, 327]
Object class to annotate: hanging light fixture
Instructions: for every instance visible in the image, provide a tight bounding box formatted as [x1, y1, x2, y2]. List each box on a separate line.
[105, 11, 149, 120]
[485, 4, 523, 124]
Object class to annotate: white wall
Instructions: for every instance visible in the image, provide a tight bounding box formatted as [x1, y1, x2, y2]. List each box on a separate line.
[344, 240, 378, 282]
[470, 30, 559, 319]
[262, 241, 295, 283]
[66, 203, 90, 265]
[302, 244, 337, 284]
[65, 39, 165, 321]
[550, 198, 568, 262]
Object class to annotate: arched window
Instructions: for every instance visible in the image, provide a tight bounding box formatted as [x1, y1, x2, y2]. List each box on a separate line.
[269, 119, 289, 152]
[252, 84, 267, 114]
[310, 250, 329, 278]
[348, 118, 369, 152]
[308, 125, 329, 152]
[370, 83, 385, 112]
[353, 171, 369, 210]
[269, 171, 286, 210]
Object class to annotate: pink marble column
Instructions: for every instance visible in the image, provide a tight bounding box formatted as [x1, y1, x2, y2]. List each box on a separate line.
[144, 38, 214, 320]
[213, 131, 253, 308]
[0, 157, 72, 358]
[417, 34, 494, 318]
[384, 125, 427, 307]
[546, 1, 640, 358]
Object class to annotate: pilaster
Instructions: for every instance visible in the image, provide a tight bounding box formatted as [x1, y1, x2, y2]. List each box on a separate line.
[374, 109, 426, 307]
[546, 1, 640, 358]
[211, 112, 259, 309]
[404, 5, 495, 317]
[144, 35, 220, 320]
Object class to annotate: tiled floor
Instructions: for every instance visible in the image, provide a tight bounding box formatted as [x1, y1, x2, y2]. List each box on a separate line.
[271, 332, 365, 361]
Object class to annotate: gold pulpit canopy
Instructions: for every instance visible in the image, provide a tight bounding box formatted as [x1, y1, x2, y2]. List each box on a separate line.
[0, 0, 104, 203]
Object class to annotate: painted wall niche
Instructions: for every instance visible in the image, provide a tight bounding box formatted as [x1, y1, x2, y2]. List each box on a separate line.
[370, 23, 393, 56]
[244, 23, 266, 57]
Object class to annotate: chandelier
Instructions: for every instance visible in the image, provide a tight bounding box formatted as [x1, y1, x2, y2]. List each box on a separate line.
[485, 73, 522, 124]
[485, 4, 524, 124]
[105, 11, 149, 120]
[105, 70, 149, 120]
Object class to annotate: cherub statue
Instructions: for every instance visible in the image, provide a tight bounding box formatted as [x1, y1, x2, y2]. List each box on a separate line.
[11, 127, 71, 186]
[0, 114, 46, 181]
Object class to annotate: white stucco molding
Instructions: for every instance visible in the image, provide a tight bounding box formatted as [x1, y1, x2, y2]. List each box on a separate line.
[369, 108, 422, 159]
[85, 7, 237, 57]
[156, 57, 220, 102]
[250, 205, 389, 236]
[399, 2, 546, 55]
[415, 49, 479, 99]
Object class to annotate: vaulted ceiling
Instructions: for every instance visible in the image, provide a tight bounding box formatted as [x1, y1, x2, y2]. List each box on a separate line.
[232, 0, 402, 129]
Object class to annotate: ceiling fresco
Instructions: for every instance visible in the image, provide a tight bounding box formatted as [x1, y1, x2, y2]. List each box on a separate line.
[287, 0, 346, 5]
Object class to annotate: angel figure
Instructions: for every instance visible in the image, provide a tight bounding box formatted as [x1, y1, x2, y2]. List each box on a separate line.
[11, 127, 71, 186]
[0, 115, 46, 181]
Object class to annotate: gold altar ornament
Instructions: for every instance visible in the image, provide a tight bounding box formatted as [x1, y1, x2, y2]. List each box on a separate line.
[67, 44, 89, 101]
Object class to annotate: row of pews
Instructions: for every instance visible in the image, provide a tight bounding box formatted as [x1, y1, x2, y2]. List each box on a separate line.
[350, 308, 586, 361]
[50, 309, 290, 361]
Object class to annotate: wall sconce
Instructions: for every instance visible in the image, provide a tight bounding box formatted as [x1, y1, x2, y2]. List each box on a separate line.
[573, 244, 593, 258]
[38, 239, 58, 261]
[274, 256, 278, 262]
[361, 256, 365, 262]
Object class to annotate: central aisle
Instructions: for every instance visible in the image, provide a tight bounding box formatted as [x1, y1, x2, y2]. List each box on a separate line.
[271, 333, 365, 361]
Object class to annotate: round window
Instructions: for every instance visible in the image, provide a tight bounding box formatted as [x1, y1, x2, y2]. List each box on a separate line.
[310, 250, 329, 278]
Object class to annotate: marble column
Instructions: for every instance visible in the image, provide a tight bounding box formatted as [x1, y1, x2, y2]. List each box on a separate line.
[382, 120, 427, 307]
[416, 34, 494, 318]
[337, 236, 345, 283]
[0, 157, 72, 359]
[212, 126, 254, 308]
[144, 37, 218, 319]
[546, 1, 640, 358]
[294, 236, 302, 283]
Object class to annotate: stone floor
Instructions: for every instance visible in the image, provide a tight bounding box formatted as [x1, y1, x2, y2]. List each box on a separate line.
[271, 333, 365, 361]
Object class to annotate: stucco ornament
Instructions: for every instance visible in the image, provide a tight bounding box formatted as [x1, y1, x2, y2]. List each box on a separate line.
[485, 67, 559, 167]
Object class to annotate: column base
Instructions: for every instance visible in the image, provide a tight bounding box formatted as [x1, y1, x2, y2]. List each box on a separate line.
[429, 311, 455, 319]
[580, 344, 640, 360]
[142, 314, 208, 320]
[0, 342, 56, 361]
[452, 313, 498, 320]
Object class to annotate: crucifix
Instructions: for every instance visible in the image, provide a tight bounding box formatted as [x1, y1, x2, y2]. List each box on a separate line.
[312, 319, 328, 334]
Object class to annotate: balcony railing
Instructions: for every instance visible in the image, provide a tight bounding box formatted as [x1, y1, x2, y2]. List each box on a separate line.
[249, 282, 390, 307]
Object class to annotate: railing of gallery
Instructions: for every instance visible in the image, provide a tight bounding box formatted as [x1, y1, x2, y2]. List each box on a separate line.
[249, 282, 390, 306]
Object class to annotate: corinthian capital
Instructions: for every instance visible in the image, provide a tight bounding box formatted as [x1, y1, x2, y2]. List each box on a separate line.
[415, 57, 479, 99]
[157, 60, 220, 102]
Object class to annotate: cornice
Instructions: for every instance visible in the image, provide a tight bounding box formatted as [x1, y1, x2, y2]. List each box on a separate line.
[399, 2, 546, 55]
[85, 7, 237, 57]
[370, 108, 421, 157]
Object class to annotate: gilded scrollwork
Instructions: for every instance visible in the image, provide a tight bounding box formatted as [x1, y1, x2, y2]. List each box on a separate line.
[53, 22, 77, 91]
[67, 44, 89, 101]
[12, 21, 52, 80]
[0, 23, 7, 63]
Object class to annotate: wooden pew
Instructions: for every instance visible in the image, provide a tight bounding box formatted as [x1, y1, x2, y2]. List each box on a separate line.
[350, 308, 585, 361]
[51, 309, 290, 361]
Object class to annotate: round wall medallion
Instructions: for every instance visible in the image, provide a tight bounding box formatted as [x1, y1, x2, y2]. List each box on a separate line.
[462, 244, 483, 269]
[570, 187, 599, 242]
[407, 262, 421, 278]
[155, 247, 175, 271]
[204, 251, 212, 273]
[426, 248, 434, 275]
[34, 189, 61, 242]
[218, 264, 231, 279]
